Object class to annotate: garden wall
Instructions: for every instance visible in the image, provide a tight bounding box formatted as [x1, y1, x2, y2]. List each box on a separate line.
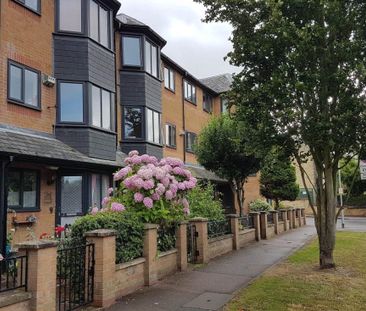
[157, 249, 178, 280]
[238, 229, 256, 248]
[208, 235, 233, 260]
[115, 258, 145, 298]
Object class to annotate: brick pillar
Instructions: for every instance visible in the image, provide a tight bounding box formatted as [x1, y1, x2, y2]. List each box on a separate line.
[260, 212, 268, 239]
[190, 218, 208, 264]
[280, 209, 288, 231]
[249, 212, 261, 241]
[176, 221, 188, 271]
[271, 211, 279, 234]
[296, 209, 302, 227]
[287, 209, 293, 229]
[17, 240, 58, 311]
[291, 209, 297, 228]
[228, 214, 240, 250]
[302, 208, 307, 225]
[142, 224, 158, 285]
[85, 229, 116, 309]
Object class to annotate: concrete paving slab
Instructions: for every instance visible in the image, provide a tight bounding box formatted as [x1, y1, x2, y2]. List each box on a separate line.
[182, 292, 233, 310]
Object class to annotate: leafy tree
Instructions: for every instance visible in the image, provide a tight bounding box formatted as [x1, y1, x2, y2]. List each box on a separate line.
[260, 150, 299, 209]
[195, 115, 261, 216]
[196, 0, 366, 268]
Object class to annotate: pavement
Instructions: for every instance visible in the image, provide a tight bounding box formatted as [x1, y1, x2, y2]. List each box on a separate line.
[108, 218, 366, 311]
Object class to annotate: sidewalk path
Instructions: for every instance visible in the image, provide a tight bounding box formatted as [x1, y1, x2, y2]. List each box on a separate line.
[108, 223, 316, 311]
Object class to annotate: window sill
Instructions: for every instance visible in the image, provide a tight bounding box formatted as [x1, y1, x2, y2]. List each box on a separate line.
[12, 0, 41, 16]
[164, 87, 176, 94]
[165, 145, 177, 150]
[203, 108, 212, 114]
[184, 99, 197, 106]
[185, 150, 195, 154]
[8, 99, 41, 112]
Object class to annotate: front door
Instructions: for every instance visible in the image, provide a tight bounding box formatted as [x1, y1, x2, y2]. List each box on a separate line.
[57, 175, 84, 227]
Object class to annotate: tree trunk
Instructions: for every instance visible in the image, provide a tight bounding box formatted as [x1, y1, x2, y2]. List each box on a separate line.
[316, 161, 337, 269]
[274, 198, 280, 210]
[233, 179, 245, 217]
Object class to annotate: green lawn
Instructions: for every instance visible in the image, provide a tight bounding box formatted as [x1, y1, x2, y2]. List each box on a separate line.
[225, 232, 366, 311]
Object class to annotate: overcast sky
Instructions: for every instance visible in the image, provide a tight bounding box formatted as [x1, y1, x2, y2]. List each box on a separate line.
[117, 0, 240, 79]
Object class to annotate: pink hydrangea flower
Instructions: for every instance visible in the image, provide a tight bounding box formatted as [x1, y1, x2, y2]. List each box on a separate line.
[91, 207, 99, 215]
[151, 192, 161, 201]
[114, 166, 132, 181]
[156, 183, 166, 196]
[143, 180, 155, 190]
[128, 150, 139, 157]
[131, 155, 142, 165]
[165, 190, 174, 200]
[183, 207, 190, 216]
[182, 198, 189, 209]
[141, 154, 150, 162]
[177, 182, 186, 190]
[143, 197, 153, 209]
[111, 202, 125, 212]
[162, 176, 170, 187]
[107, 187, 114, 195]
[101, 196, 111, 206]
[134, 192, 144, 203]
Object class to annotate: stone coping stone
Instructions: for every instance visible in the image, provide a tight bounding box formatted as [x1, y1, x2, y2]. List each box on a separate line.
[238, 228, 255, 234]
[84, 229, 117, 237]
[144, 224, 158, 230]
[158, 249, 178, 258]
[16, 239, 58, 249]
[189, 217, 208, 222]
[0, 290, 31, 308]
[116, 257, 146, 271]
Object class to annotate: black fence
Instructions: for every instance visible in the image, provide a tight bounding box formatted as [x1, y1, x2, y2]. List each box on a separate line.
[0, 254, 27, 293]
[267, 213, 274, 225]
[157, 223, 177, 252]
[208, 219, 231, 239]
[57, 243, 94, 311]
[278, 212, 284, 222]
[239, 215, 254, 230]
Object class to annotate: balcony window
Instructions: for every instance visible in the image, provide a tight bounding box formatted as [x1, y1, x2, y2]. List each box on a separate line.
[8, 61, 40, 109]
[165, 124, 176, 148]
[13, 0, 40, 13]
[59, 82, 84, 123]
[185, 132, 197, 153]
[145, 41, 159, 78]
[164, 67, 175, 91]
[184, 80, 196, 104]
[91, 85, 113, 131]
[7, 169, 39, 211]
[124, 107, 143, 139]
[147, 108, 161, 144]
[90, 0, 111, 48]
[122, 36, 142, 67]
[203, 93, 213, 113]
[58, 0, 82, 33]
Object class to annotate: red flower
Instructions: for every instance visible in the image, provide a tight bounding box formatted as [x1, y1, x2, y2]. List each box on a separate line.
[55, 226, 65, 236]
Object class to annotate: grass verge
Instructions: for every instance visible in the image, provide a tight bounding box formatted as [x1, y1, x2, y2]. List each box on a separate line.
[225, 232, 366, 311]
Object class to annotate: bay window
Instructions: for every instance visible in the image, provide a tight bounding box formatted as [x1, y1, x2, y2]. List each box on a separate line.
[122, 36, 142, 67]
[90, 0, 111, 48]
[59, 82, 84, 123]
[91, 85, 113, 131]
[58, 0, 82, 33]
[124, 107, 143, 139]
[145, 41, 159, 78]
[146, 108, 161, 144]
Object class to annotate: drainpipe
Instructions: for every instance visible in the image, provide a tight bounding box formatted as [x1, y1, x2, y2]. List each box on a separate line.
[182, 72, 187, 164]
[0, 156, 13, 256]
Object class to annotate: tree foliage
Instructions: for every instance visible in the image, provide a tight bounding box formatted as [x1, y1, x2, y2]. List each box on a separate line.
[260, 150, 300, 209]
[195, 115, 261, 215]
[195, 0, 366, 268]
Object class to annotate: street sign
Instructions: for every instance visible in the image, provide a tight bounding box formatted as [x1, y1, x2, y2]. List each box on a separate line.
[360, 160, 366, 180]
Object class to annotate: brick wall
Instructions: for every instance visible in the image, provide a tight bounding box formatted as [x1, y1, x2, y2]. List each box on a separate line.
[0, 0, 56, 134]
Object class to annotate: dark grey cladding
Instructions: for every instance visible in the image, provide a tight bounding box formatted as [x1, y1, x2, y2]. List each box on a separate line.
[120, 71, 162, 112]
[54, 35, 116, 92]
[121, 143, 163, 159]
[55, 127, 117, 161]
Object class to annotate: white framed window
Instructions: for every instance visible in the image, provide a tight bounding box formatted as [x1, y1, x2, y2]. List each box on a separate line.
[59, 82, 84, 123]
[164, 67, 175, 91]
[145, 41, 159, 78]
[146, 108, 161, 144]
[58, 0, 82, 33]
[165, 124, 176, 148]
[184, 80, 196, 104]
[185, 132, 197, 152]
[122, 36, 142, 67]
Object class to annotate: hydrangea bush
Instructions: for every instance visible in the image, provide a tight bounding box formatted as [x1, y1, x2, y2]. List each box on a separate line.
[92, 151, 197, 224]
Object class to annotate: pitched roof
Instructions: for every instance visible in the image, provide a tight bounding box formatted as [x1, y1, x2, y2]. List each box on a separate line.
[116, 13, 146, 26]
[200, 73, 234, 94]
[0, 125, 126, 169]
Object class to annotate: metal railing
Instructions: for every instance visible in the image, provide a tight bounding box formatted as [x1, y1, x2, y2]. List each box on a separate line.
[278, 212, 284, 222]
[0, 254, 28, 293]
[208, 219, 231, 239]
[187, 223, 198, 264]
[157, 223, 177, 252]
[267, 213, 274, 225]
[239, 215, 254, 230]
[57, 243, 94, 311]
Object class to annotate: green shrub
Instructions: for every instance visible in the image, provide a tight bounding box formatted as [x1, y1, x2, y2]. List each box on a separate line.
[249, 199, 272, 212]
[187, 182, 225, 221]
[71, 211, 144, 263]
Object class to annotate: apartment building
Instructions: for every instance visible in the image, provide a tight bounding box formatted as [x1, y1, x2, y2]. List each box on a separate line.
[0, 0, 260, 251]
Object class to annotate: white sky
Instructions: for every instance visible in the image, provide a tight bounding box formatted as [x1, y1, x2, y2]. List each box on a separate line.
[117, 0, 240, 79]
